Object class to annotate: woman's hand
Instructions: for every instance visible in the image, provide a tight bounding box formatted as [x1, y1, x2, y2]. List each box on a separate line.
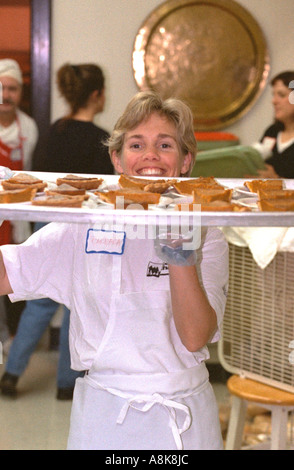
[256, 164, 279, 179]
[154, 231, 198, 266]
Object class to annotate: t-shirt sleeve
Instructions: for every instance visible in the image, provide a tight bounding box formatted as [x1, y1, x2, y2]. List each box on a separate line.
[197, 227, 229, 343]
[1, 222, 75, 308]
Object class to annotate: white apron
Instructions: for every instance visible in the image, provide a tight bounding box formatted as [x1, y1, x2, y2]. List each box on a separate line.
[67, 247, 223, 450]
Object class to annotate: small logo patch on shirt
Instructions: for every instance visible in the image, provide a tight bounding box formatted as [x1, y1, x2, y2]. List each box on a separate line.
[146, 261, 169, 278]
[85, 228, 126, 255]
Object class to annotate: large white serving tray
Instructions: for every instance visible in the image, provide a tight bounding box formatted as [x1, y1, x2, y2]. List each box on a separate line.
[0, 172, 294, 227]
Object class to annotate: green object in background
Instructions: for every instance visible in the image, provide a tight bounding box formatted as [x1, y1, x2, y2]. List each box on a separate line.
[196, 140, 239, 151]
[191, 145, 266, 178]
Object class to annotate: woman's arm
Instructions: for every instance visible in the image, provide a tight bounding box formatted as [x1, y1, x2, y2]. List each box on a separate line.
[0, 250, 13, 295]
[169, 264, 217, 352]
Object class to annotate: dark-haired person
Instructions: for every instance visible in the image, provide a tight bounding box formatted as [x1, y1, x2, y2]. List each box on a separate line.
[41, 62, 113, 174]
[255, 71, 294, 178]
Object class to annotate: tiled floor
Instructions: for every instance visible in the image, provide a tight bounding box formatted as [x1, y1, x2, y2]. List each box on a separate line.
[0, 350, 72, 450]
[0, 347, 232, 450]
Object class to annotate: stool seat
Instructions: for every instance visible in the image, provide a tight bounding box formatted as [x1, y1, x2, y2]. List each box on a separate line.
[225, 375, 294, 450]
[227, 375, 294, 406]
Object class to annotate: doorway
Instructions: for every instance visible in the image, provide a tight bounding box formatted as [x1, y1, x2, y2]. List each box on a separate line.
[0, 0, 51, 166]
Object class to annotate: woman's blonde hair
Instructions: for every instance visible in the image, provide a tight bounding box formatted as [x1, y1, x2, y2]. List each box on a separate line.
[107, 91, 197, 176]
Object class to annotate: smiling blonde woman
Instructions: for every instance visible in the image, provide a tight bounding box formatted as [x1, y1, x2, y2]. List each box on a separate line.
[0, 92, 229, 450]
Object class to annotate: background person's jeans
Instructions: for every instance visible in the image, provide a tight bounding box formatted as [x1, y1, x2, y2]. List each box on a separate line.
[5, 298, 82, 388]
[0, 295, 9, 344]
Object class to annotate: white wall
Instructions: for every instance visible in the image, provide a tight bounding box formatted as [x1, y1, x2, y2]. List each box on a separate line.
[51, 0, 294, 145]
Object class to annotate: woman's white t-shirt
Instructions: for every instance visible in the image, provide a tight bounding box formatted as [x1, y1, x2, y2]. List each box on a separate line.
[1, 222, 229, 372]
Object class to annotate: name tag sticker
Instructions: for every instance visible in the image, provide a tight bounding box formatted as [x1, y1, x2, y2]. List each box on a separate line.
[85, 229, 126, 255]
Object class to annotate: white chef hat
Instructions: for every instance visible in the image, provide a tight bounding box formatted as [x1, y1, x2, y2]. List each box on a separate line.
[0, 59, 23, 85]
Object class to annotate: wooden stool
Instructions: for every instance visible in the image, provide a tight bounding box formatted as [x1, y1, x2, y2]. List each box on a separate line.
[225, 375, 294, 450]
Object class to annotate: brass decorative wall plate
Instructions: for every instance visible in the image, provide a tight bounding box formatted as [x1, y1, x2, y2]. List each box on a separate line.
[132, 0, 270, 130]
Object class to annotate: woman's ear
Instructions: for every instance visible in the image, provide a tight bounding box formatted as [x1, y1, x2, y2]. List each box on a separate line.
[111, 150, 124, 174]
[180, 152, 193, 175]
[89, 89, 99, 102]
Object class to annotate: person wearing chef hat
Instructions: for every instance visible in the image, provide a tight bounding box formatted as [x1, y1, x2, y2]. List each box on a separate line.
[0, 91, 229, 450]
[0, 60, 38, 356]
[0, 59, 38, 244]
[0, 59, 38, 173]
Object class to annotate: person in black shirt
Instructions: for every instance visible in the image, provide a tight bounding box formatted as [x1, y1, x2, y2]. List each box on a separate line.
[256, 71, 294, 179]
[43, 62, 114, 175]
[47, 119, 112, 174]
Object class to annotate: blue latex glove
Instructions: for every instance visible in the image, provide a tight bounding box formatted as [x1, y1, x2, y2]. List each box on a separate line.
[154, 231, 199, 266]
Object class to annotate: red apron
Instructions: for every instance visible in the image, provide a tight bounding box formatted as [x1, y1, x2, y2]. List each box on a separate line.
[0, 118, 25, 245]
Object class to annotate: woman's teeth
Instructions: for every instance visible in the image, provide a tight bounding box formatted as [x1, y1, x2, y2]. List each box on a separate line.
[138, 168, 164, 176]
